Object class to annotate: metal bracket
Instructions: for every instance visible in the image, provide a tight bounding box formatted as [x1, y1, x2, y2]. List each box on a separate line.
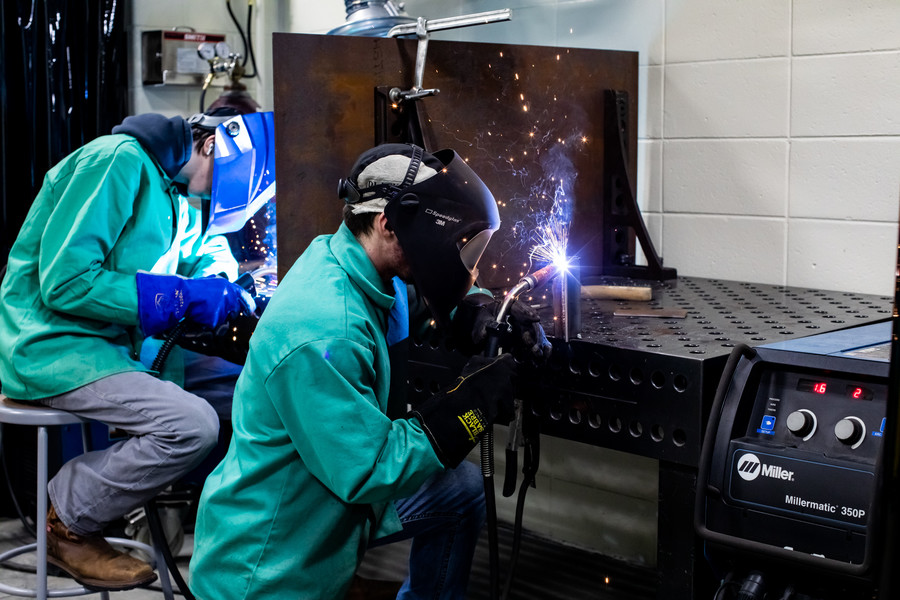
[600, 89, 677, 281]
[380, 10, 513, 143]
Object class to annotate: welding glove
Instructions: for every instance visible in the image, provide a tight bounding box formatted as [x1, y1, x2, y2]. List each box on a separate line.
[409, 353, 517, 468]
[136, 272, 256, 337]
[452, 293, 552, 363]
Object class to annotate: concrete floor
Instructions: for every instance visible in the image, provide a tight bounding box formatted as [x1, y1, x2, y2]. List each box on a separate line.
[0, 514, 411, 600]
[1, 513, 654, 600]
[0, 516, 189, 599]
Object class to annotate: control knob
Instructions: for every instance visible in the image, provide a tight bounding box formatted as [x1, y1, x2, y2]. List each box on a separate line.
[786, 409, 816, 439]
[834, 416, 866, 448]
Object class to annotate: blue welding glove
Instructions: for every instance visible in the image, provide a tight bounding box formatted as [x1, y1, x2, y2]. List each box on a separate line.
[136, 272, 256, 337]
[452, 293, 552, 363]
[409, 353, 517, 467]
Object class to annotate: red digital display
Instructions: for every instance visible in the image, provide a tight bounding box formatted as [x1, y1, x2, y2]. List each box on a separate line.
[846, 385, 874, 400]
[797, 379, 827, 394]
[797, 378, 875, 400]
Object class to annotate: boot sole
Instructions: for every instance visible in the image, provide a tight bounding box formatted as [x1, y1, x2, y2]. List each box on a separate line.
[46, 556, 158, 591]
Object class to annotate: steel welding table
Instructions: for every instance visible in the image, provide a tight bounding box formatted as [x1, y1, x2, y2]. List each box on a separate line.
[404, 276, 893, 600]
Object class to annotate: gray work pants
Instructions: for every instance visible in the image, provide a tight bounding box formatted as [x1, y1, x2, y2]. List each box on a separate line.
[40, 370, 220, 536]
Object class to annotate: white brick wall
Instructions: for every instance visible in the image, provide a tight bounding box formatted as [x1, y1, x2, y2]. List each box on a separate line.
[793, 0, 900, 55]
[660, 1, 900, 296]
[663, 140, 789, 215]
[666, 0, 790, 62]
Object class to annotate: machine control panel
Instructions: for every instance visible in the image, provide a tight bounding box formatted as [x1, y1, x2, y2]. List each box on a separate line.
[745, 368, 886, 460]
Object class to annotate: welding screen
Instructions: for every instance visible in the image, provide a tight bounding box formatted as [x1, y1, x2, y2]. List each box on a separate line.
[272, 33, 638, 291]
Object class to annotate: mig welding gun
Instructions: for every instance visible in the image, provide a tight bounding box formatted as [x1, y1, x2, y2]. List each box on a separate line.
[485, 264, 558, 496]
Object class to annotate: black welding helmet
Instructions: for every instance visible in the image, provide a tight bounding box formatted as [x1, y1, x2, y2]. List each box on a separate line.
[339, 143, 500, 326]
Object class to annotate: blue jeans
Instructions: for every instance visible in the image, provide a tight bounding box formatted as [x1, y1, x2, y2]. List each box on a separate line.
[372, 460, 486, 600]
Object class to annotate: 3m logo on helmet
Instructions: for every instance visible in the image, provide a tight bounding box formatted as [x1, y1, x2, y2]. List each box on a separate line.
[425, 208, 461, 225]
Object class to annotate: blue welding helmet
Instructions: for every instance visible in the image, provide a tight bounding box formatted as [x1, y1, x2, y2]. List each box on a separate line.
[340, 143, 500, 326]
[207, 111, 276, 235]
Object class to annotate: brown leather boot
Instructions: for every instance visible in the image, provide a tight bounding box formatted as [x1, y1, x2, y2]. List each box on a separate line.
[344, 574, 403, 600]
[45, 504, 157, 591]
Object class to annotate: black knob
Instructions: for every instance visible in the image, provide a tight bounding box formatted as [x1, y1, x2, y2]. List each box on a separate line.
[834, 417, 864, 446]
[786, 410, 815, 437]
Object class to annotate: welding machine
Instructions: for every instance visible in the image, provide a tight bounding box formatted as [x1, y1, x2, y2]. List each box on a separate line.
[695, 321, 890, 599]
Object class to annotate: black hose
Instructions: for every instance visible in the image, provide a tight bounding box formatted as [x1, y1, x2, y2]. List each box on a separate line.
[151, 320, 189, 373]
[225, 0, 255, 78]
[501, 432, 539, 600]
[244, 2, 258, 77]
[145, 498, 195, 600]
[480, 320, 506, 600]
[480, 428, 500, 600]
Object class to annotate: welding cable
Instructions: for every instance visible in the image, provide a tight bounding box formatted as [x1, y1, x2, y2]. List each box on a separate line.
[147, 321, 196, 600]
[481, 264, 560, 600]
[151, 319, 189, 373]
[694, 343, 755, 534]
[145, 497, 196, 600]
[501, 430, 540, 600]
[480, 428, 501, 600]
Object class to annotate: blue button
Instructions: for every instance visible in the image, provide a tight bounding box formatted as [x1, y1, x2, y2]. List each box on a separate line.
[760, 416, 776, 431]
[882, 418, 887, 433]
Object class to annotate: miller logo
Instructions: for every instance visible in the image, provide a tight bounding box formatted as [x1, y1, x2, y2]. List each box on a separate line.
[736, 452, 795, 482]
[737, 453, 762, 481]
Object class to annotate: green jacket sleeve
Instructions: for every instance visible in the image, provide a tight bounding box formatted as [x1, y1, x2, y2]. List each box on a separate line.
[175, 202, 240, 280]
[185, 233, 239, 279]
[264, 337, 442, 505]
[38, 146, 147, 325]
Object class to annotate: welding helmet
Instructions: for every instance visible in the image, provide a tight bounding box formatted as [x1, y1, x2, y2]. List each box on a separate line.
[339, 143, 500, 326]
[199, 111, 276, 235]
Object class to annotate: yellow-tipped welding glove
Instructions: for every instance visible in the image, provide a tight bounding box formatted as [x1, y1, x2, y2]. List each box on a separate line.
[408, 353, 517, 467]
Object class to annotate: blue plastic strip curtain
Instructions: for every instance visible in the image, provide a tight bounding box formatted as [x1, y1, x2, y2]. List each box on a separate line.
[0, 0, 128, 265]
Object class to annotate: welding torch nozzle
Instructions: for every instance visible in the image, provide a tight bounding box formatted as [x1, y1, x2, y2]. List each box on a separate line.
[494, 263, 560, 325]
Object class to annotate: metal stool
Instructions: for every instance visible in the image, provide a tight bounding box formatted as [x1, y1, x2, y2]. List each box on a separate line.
[0, 394, 174, 599]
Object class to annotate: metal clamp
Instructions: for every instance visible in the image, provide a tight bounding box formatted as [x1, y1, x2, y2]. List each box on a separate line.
[387, 10, 512, 103]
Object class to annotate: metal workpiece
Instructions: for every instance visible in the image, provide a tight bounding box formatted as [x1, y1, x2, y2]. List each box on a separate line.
[407, 277, 892, 467]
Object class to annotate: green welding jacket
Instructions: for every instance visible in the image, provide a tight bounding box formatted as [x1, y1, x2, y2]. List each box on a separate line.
[0, 133, 237, 400]
[189, 223, 444, 600]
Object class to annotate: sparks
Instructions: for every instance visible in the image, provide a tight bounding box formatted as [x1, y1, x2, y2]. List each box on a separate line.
[528, 217, 571, 274]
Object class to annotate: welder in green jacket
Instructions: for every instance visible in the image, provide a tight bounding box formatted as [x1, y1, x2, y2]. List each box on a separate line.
[0, 109, 275, 590]
[190, 143, 547, 599]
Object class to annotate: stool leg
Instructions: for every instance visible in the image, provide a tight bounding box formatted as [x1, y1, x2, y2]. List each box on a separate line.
[36, 425, 48, 600]
[154, 543, 175, 600]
